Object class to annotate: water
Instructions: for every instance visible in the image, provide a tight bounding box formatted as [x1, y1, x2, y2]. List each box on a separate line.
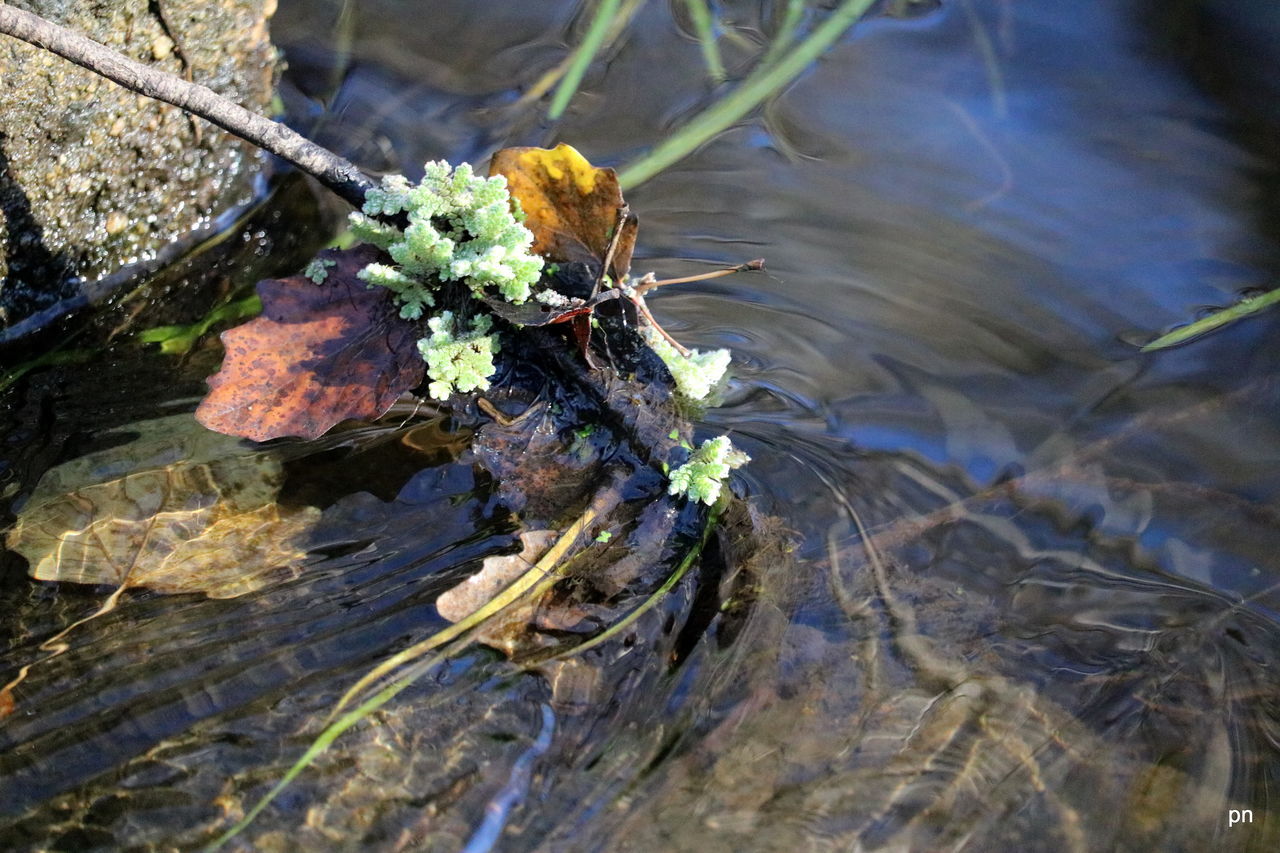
[2, 0, 1279, 849]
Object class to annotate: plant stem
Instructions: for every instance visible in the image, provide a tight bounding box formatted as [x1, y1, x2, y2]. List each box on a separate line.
[549, 0, 624, 120]
[0, 4, 377, 210]
[1141, 288, 1280, 351]
[684, 0, 726, 84]
[760, 0, 807, 69]
[617, 0, 877, 188]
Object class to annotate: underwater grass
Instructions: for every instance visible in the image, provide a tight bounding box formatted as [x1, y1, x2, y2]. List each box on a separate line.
[549, 0, 626, 120]
[618, 0, 878, 188]
[137, 292, 262, 355]
[206, 504, 603, 849]
[540, 499, 722, 662]
[208, 490, 724, 847]
[759, 0, 808, 69]
[1142, 288, 1280, 351]
[683, 0, 726, 84]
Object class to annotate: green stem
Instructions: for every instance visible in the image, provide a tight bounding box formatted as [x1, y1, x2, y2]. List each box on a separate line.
[1141, 288, 1280, 351]
[684, 0, 726, 84]
[205, 503, 607, 848]
[541, 502, 721, 661]
[618, 0, 877, 188]
[759, 0, 807, 69]
[549, 0, 625, 120]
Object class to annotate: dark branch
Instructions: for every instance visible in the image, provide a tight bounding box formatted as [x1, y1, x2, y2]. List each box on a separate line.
[0, 4, 377, 211]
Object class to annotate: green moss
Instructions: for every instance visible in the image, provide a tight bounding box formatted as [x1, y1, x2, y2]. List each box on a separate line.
[303, 258, 337, 283]
[350, 161, 544, 310]
[667, 435, 749, 505]
[641, 326, 730, 401]
[418, 311, 500, 400]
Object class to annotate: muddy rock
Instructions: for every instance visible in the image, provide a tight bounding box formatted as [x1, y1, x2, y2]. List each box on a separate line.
[0, 0, 278, 328]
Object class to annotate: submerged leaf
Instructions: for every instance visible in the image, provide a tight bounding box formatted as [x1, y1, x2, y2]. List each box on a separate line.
[6, 415, 319, 598]
[435, 530, 558, 624]
[489, 143, 637, 281]
[195, 245, 425, 441]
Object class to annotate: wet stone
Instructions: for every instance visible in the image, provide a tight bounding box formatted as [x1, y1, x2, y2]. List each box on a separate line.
[0, 0, 278, 329]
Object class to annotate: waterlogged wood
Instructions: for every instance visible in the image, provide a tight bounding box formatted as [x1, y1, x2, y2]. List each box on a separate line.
[490, 143, 637, 281]
[6, 415, 319, 597]
[196, 245, 425, 441]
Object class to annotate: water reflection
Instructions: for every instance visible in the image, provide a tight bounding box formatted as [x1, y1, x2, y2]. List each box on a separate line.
[2, 0, 1279, 849]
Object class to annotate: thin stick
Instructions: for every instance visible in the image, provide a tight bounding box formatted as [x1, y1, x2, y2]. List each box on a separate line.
[0, 5, 376, 211]
[633, 258, 764, 293]
[593, 205, 632, 296]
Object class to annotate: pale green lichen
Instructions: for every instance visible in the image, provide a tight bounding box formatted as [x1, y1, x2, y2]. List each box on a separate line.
[641, 326, 731, 401]
[667, 436, 750, 506]
[303, 258, 337, 284]
[351, 161, 544, 309]
[418, 311, 500, 401]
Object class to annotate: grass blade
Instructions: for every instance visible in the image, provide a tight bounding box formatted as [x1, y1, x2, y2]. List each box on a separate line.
[684, 0, 726, 84]
[206, 503, 605, 849]
[549, 0, 625, 120]
[518, 0, 644, 107]
[618, 0, 878, 188]
[759, 0, 807, 69]
[1141, 288, 1280, 351]
[539, 502, 720, 662]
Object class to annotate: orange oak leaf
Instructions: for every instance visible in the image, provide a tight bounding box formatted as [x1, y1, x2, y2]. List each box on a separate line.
[195, 244, 425, 441]
[490, 143, 637, 282]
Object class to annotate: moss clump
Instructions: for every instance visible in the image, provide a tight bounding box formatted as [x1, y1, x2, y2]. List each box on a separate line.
[667, 436, 750, 505]
[346, 161, 548, 393]
[418, 312, 500, 401]
[303, 258, 337, 283]
[349, 162, 544, 312]
[640, 326, 730, 401]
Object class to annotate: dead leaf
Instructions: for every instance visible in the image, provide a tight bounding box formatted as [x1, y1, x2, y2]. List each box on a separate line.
[195, 245, 425, 442]
[435, 530, 558, 623]
[473, 402, 606, 524]
[6, 415, 319, 598]
[490, 144, 637, 281]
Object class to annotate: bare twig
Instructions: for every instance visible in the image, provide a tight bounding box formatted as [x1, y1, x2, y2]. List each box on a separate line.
[0, 4, 376, 211]
[633, 259, 765, 293]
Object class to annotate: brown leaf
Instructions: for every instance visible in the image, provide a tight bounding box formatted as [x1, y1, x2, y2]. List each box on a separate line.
[435, 530, 558, 624]
[195, 245, 425, 441]
[490, 144, 637, 281]
[6, 415, 320, 598]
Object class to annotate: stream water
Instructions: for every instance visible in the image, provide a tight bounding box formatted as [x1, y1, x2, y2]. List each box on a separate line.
[2, 1, 1279, 850]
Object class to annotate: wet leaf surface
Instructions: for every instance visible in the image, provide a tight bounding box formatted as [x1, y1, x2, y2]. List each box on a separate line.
[6, 415, 319, 597]
[435, 529, 557, 624]
[490, 143, 637, 281]
[195, 245, 425, 442]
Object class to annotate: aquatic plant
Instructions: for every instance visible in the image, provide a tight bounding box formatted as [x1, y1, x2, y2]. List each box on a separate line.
[302, 257, 336, 284]
[350, 162, 544, 309]
[641, 325, 731, 401]
[417, 311, 500, 400]
[668, 435, 751, 505]
[194, 144, 761, 446]
[1142, 287, 1280, 351]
